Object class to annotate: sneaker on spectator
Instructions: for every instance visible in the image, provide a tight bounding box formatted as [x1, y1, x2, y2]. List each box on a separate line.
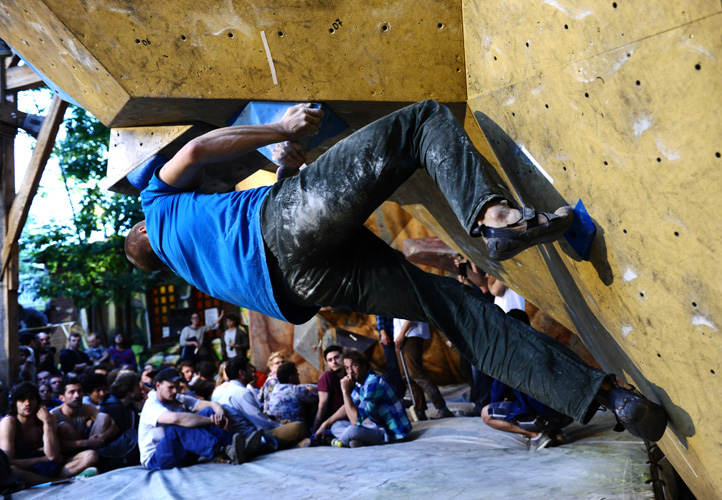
[349, 439, 365, 448]
[223, 432, 246, 464]
[430, 407, 455, 419]
[528, 432, 552, 451]
[245, 429, 263, 457]
[74, 467, 98, 478]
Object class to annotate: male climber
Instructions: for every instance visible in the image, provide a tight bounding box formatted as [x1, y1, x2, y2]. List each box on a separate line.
[125, 101, 667, 442]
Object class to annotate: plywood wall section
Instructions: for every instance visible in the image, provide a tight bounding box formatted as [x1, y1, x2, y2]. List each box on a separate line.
[1, 0, 466, 127]
[463, 2, 722, 498]
[0, 0, 130, 125]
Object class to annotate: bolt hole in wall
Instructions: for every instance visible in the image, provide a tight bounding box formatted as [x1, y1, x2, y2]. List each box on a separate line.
[278, 31, 284, 37]
[438, 23, 444, 29]
[228, 32, 234, 38]
[695, 63, 701, 70]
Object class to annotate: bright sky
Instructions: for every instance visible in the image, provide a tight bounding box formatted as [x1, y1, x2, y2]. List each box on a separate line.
[15, 89, 81, 233]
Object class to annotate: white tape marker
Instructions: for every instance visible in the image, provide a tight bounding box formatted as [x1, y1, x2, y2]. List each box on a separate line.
[260, 31, 278, 85]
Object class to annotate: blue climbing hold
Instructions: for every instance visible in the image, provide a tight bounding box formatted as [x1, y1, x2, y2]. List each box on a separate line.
[227, 101, 348, 164]
[564, 199, 596, 260]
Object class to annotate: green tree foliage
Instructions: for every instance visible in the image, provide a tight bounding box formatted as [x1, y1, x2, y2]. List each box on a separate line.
[21, 104, 152, 309]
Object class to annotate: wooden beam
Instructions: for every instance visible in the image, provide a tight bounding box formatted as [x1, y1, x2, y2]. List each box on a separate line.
[0, 96, 68, 275]
[0, 120, 18, 388]
[6, 65, 44, 92]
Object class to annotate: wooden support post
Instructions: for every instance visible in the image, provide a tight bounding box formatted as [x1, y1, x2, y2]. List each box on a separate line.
[0, 95, 68, 276]
[0, 89, 67, 389]
[0, 69, 17, 389]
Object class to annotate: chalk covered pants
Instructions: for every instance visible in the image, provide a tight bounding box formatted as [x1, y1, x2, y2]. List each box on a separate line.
[260, 100, 607, 422]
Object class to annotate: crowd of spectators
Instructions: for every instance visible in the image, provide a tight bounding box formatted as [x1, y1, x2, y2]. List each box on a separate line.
[1, 292, 563, 493]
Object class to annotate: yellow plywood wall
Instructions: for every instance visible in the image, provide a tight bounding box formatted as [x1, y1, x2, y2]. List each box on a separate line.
[0, 0, 466, 127]
[463, 3, 722, 498]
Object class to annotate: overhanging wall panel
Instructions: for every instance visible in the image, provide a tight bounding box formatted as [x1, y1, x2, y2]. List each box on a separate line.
[466, 10, 722, 498]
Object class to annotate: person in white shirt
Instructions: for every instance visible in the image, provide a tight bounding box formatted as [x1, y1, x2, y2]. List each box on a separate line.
[138, 367, 245, 469]
[394, 319, 453, 420]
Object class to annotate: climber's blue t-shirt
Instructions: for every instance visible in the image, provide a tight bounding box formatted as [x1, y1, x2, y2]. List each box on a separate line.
[140, 170, 286, 321]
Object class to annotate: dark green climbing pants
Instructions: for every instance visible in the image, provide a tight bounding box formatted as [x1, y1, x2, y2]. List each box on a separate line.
[260, 100, 607, 422]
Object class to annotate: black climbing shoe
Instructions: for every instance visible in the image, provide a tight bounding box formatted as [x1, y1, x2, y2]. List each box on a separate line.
[480, 206, 574, 261]
[606, 384, 667, 442]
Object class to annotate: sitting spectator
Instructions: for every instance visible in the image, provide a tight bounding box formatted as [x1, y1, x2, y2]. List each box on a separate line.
[326, 349, 411, 448]
[38, 383, 61, 410]
[216, 356, 309, 451]
[59, 333, 91, 376]
[312, 345, 346, 435]
[138, 368, 245, 469]
[140, 364, 156, 389]
[49, 374, 63, 399]
[50, 378, 118, 455]
[220, 313, 250, 361]
[480, 309, 573, 451]
[35, 332, 57, 374]
[259, 351, 285, 413]
[0, 382, 97, 486]
[212, 362, 231, 401]
[18, 346, 35, 383]
[178, 360, 195, 384]
[267, 362, 318, 427]
[482, 380, 573, 451]
[106, 333, 137, 370]
[85, 333, 108, 366]
[82, 373, 109, 407]
[97, 372, 145, 470]
[19, 332, 37, 369]
[36, 370, 51, 387]
[190, 361, 217, 401]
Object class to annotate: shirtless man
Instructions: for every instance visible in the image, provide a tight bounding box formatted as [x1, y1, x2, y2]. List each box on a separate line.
[50, 378, 118, 455]
[0, 383, 97, 486]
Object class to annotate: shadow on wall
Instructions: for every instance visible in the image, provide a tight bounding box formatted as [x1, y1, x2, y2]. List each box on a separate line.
[471, 110, 692, 445]
[538, 244, 693, 446]
[472, 110, 613, 286]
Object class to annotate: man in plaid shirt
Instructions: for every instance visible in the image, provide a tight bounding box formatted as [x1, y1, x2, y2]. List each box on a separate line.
[335, 348, 411, 447]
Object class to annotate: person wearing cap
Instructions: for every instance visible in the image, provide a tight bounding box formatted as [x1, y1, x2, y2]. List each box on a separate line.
[0, 382, 98, 486]
[138, 367, 246, 469]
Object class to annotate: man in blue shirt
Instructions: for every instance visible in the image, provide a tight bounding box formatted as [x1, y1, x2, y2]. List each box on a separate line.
[125, 101, 666, 443]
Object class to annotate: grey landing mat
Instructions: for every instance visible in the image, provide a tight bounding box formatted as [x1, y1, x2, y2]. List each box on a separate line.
[14, 409, 653, 500]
